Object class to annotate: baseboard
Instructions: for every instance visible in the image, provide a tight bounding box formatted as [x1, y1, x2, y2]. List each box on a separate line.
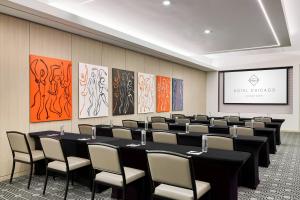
[0, 170, 29, 182]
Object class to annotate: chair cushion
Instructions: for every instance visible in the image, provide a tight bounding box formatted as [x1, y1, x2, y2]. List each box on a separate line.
[95, 167, 145, 187]
[154, 180, 210, 200]
[48, 156, 90, 172]
[14, 150, 44, 163]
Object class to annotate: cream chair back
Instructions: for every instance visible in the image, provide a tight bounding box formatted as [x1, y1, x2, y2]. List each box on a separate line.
[245, 121, 265, 128]
[207, 135, 234, 151]
[147, 151, 193, 189]
[213, 120, 228, 126]
[172, 114, 185, 119]
[224, 116, 239, 122]
[195, 115, 208, 121]
[152, 123, 169, 130]
[189, 125, 209, 133]
[236, 127, 254, 136]
[151, 117, 166, 123]
[7, 131, 29, 153]
[40, 138, 65, 161]
[152, 132, 177, 144]
[88, 144, 121, 174]
[254, 117, 272, 123]
[112, 128, 132, 140]
[78, 124, 94, 135]
[122, 120, 138, 128]
[175, 118, 190, 124]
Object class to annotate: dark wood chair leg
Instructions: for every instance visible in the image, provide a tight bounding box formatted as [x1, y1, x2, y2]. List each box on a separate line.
[64, 173, 70, 200]
[71, 172, 74, 186]
[9, 160, 15, 184]
[91, 180, 96, 200]
[43, 169, 49, 195]
[27, 163, 33, 189]
[122, 186, 126, 200]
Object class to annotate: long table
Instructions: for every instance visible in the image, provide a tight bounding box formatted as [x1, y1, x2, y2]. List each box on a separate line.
[29, 131, 250, 200]
[147, 117, 284, 145]
[166, 123, 276, 154]
[96, 125, 265, 188]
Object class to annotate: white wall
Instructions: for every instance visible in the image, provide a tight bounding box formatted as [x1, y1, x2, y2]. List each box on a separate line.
[206, 52, 300, 132]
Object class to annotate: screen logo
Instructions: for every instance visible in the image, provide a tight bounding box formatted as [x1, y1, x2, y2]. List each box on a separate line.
[248, 74, 259, 86]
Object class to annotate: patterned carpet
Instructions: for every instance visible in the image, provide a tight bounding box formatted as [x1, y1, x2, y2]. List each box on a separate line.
[0, 132, 299, 200]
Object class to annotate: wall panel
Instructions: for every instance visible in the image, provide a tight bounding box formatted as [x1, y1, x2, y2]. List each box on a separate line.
[0, 14, 30, 180]
[0, 13, 206, 180]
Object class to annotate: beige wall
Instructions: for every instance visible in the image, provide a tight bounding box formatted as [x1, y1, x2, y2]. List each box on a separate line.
[0, 14, 207, 180]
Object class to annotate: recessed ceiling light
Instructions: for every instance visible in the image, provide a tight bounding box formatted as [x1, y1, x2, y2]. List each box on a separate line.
[204, 29, 212, 34]
[162, 0, 171, 6]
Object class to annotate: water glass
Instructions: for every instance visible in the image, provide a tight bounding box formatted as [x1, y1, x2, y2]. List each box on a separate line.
[92, 127, 96, 139]
[202, 135, 208, 153]
[141, 130, 146, 145]
[60, 125, 64, 136]
[186, 123, 189, 133]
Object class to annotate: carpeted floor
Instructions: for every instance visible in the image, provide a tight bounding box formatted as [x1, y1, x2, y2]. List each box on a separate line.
[0, 132, 299, 200]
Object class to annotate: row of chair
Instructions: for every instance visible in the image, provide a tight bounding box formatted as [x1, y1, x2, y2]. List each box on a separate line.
[6, 131, 212, 200]
[121, 118, 268, 128]
[78, 122, 254, 139]
[79, 123, 255, 137]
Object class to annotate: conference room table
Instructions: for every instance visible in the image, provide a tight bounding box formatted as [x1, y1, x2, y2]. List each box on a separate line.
[96, 125, 265, 188]
[178, 117, 284, 145]
[29, 131, 250, 200]
[166, 123, 276, 154]
[137, 118, 278, 150]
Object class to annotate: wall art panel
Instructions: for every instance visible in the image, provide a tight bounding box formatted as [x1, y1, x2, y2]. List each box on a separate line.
[112, 68, 135, 115]
[79, 63, 108, 118]
[138, 72, 155, 113]
[30, 55, 72, 122]
[172, 78, 184, 111]
[156, 76, 171, 112]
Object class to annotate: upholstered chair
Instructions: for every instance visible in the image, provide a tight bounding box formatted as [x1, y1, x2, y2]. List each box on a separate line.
[88, 143, 145, 200]
[40, 137, 90, 200]
[152, 122, 169, 130]
[122, 120, 138, 128]
[7, 131, 45, 189]
[152, 132, 177, 145]
[206, 135, 234, 151]
[147, 150, 211, 200]
[78, 124, 94, 135]
[112, 128, 133, 140]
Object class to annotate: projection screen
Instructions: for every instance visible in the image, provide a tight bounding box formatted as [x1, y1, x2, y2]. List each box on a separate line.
[223, 68, 288, 104]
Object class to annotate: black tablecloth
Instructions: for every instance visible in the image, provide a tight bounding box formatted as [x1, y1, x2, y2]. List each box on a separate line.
[96, 126, 264, 188]
[165, 123, 276, 155]
[29, 131, 250, 200]
[97, 125, 270, 168]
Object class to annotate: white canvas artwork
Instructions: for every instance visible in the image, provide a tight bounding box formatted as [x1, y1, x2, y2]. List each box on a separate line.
[79, 63, 109, 118]
[138, 72, 155, 113]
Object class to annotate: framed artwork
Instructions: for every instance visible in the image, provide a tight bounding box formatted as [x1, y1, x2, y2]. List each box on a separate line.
[156, 76, 171, 112]
[79, 63, 108, 118]
[112, 68, 135, 115]
[138, 72, 155, 113]
[30, 55, 72, 122]
[172, 78, 184, 111]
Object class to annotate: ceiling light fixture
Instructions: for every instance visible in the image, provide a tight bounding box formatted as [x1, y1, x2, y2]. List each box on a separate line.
[257, 0, 280, 46]
[162, 0, 171, 6]
[204, 29, 212, 34]
[80, 0, 94, 5]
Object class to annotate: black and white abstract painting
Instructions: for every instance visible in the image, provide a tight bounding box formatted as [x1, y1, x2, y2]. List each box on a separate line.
[79, 63, 108, 118]
[112, 68, 134, 115]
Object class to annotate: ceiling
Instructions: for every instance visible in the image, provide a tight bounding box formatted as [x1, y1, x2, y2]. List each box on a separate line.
[0, 0, 293, 70]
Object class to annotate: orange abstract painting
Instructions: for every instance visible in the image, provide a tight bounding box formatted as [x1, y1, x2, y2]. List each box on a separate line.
[30, 55, 72, 122]
[156, 76, 171, 112]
